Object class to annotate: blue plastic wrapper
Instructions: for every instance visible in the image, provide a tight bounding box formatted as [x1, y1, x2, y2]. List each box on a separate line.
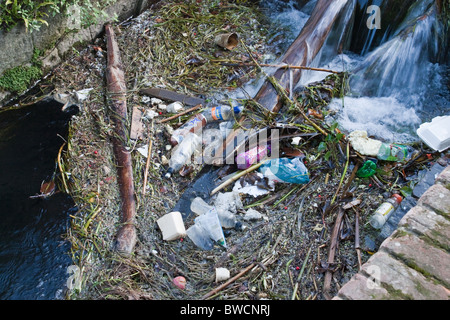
[259, 157, 310, 184]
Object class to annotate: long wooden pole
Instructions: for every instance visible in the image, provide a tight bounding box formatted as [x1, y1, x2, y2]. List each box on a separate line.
[213, 0, 350, 165]
[253, 0, 351, 113]
[105, 23, 137, 255]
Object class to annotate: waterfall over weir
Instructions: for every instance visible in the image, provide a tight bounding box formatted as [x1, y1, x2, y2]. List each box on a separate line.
[298, 0, 448, 143]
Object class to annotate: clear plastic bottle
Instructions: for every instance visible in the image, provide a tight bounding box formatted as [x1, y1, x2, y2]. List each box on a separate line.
[170, 113, 207, 146]
[165, 132, 201, 178]
[377, 143, 413, 162]
[369, 194, 403, 229]
[190, 197, 236, 229]
[169, 105, 242, 146]
[194, 208, 227, 248]
[190, 197, 214, 215]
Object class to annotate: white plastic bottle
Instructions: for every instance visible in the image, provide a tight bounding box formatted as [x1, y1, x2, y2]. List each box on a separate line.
[369, 194, 403, 229]
[165, 132, 201, 178]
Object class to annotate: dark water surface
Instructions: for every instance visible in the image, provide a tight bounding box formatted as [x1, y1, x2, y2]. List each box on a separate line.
[0, 99, 77, 300]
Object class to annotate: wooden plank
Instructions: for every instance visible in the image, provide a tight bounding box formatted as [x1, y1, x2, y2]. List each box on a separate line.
[130, 106, 145, 140]
[139, 87, 205, 106]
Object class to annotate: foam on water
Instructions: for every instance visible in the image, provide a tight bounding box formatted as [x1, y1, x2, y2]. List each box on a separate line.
[328, 96, 422, 143]
[300, 0, 448, 143]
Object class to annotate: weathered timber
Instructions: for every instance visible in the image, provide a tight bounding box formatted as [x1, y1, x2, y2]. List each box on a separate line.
[105, 24, 137, 255]
[212, 0, 350, 166]
[254, 0, 351, 113]
[323, 208, 345, 300]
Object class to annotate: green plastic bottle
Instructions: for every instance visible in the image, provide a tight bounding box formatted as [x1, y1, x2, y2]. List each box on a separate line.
[376, 143, 411, 162]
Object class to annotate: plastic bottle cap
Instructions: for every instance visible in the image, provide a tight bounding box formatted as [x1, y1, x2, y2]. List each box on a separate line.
[391, 194, 403, 204]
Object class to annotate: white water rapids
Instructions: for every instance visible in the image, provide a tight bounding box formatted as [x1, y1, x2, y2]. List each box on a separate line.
[233, 0, 449, 144]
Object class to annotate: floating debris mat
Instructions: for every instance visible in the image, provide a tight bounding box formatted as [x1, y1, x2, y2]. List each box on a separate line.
[51, 0, 445, 301]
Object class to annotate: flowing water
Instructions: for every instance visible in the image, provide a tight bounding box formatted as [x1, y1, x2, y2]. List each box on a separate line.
[231, 0, 449, 143]
[0, 99, 77, 299]
[298, 0, 449, 143]
[251, 0, 448, 144]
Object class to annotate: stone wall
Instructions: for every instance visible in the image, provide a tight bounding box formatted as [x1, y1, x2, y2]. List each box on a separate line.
[0, 0, 157, 103]
[334, 165, 450, 300]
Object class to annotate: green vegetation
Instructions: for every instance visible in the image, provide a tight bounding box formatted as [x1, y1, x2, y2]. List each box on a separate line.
[0, 64, 42, 93]
[0, 0, 118, 33]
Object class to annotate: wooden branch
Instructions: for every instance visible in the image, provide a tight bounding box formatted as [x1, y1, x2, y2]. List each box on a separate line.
[353, 207, 362, 270]
[201, 263, 256, 300]
[157, 104, 202, 123]
[323, 208, 345, 300]
[105, 23, 137, 255]
[142, 120, 154, 195]
[210, 160, 267, 196]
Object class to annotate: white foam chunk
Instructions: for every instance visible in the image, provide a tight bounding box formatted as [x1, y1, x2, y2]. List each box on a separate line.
[157, 211, 186, 241]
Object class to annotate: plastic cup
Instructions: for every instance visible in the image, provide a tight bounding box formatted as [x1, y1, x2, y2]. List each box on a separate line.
[214, 33, 239, 50]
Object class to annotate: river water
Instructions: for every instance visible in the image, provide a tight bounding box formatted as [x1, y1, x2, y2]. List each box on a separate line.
[0, 100, 77, 299]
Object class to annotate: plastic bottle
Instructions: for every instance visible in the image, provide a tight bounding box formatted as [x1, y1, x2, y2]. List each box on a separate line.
[376, 143, 413, 162]
[236, 143, 271, 170]
[165, 132, 201, 178]
[194, 208, 227, 248]
[202, 105, 242, 122]
[186, 223, 214, 250]
[191, 197, 237, 229]
[258, 157, 310, 184]
[190, 197, 214, 215]
[169, 105, 242, 146]
[369, 194, 403, 229]
[170, 113, 207, 146]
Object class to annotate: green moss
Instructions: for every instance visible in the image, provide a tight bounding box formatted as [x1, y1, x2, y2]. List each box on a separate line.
[391, 229, 410, 239]
[0, 65, 42, 93]
[383, 284, 414, 300]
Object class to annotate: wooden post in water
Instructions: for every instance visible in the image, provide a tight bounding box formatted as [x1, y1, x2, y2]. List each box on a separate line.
[105, 23, 137, 255]
[213, 0, 351, 165]
[253, 0, 351, 113]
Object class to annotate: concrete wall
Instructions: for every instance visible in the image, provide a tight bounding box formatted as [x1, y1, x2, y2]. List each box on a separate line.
[0, 0, 156, 103]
